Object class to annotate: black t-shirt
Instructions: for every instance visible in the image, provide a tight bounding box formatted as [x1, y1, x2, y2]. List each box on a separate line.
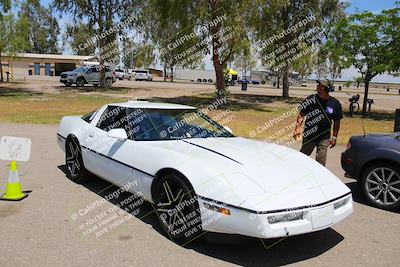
[299, 94, 343, 142]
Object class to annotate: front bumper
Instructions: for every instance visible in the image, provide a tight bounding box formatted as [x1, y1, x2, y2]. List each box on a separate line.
[198, 193, 353, 239]
[60, 78, 75, 84]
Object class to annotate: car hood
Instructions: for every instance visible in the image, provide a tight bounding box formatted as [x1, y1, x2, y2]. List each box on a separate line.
[61, 71, 77, 75]
[176, 137, 350, 211]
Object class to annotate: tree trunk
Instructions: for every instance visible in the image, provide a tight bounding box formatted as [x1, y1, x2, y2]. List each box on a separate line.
[170, 66, 174, 82]
[362, 78, 370, 116]
[211, 23, 225, 98]
[277, 75, 280, 88]
[0, 52, 3, 83]
[98, 1, 106, 88]
[163, 65, 167, 82]
[281, 5, 290, 98]
[282, 66, 290, 98]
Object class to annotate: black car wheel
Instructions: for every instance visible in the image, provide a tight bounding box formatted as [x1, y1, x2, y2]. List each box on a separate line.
[153, 174, 202, 244]
[65, 136, 88, 183]
[362, 162, 400, 211]
[64, 82, 72, 87]
[105, 78, 112, 87]
[76, 77, 85, 87]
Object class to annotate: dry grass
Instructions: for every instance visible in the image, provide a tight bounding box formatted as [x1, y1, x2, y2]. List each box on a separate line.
[0, 89, 394, 144]
[0, 92, 126, 124]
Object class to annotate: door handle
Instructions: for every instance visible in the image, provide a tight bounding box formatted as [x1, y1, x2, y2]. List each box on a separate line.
[88, 134, 94, 138]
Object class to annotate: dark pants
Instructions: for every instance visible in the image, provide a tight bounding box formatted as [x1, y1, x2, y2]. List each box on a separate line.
[300, 138, 330, 166]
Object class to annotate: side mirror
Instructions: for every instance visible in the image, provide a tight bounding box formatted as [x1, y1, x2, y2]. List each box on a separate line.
[107, 128, 128, 140]
[223, 126, 233, 134]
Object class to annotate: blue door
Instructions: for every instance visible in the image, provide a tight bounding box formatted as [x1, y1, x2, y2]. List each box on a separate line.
[45, 63, 51, 76]
[34, 63, 40, 75]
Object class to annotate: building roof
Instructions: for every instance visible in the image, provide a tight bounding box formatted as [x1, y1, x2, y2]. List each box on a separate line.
[13, 53, 93, 60]
[110, 101, 196, 110]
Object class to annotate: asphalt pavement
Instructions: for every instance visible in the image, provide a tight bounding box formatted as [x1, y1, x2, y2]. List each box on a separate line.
[0, 123, 399, 267]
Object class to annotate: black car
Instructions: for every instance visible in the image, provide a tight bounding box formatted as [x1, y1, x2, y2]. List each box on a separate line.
[341, 133, 400, 211]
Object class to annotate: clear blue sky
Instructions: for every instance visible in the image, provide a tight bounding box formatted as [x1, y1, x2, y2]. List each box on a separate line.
[345, 0, 398, 13]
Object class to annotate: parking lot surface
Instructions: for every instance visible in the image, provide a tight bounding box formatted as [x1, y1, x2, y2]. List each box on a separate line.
[0, 123, 399, 267]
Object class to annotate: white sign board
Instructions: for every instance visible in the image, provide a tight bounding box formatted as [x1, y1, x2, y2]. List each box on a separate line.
[0, 136, 31, 162]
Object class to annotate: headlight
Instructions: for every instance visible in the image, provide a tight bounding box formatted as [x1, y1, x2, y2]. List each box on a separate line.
[68, 73, 78, 77]
[267, 211, 305, 224]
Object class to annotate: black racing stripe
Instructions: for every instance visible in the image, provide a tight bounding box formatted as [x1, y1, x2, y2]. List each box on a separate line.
[183, 140, 243, 165]
[57, 133, 66, 139]
[81, 145, 154, 177]
[58, 133, 154, 177]
[197, 192, 352, 214]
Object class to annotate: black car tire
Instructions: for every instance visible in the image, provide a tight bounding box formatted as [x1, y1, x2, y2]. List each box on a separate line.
[76, 77, 85, 87]
[65, 136, 89, 183]
[105, 78, 112, 88]
[64, 82, 72, 87]
[361, 162, 400, 211]
[153, 173, 203, 244]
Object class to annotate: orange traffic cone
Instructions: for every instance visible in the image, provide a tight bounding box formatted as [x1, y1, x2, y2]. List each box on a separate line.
[0, 161, 28, 201]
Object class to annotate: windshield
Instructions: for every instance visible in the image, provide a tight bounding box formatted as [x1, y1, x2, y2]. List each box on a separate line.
[127, 108, 234, 141]
[73, 66, 88, 73]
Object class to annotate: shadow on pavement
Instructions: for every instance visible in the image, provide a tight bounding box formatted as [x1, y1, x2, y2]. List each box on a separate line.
[346, 181, 400, 214]
[58, 165, 345, 266]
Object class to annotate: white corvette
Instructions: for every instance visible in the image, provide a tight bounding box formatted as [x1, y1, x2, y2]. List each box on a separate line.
[57, 101, 353, 243]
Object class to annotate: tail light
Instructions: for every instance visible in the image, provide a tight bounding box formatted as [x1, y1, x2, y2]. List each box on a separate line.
[346, 141, 351, 151]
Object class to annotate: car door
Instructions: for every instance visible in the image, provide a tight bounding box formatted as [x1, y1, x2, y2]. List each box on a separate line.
[84, 105, 142, 192]
[86, 66, 99, 83]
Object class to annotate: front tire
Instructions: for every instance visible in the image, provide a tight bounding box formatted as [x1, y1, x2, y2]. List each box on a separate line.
[361, 162, 400, 211]
[76, 77, 85, 87]
[65, 136, 88, 183]
[153, 174, 203, 244]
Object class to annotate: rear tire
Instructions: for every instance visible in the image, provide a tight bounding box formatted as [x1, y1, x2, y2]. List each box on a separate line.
[361, 162, 400, 211]
[65, 136, 88, 183]
[153, 173, 203, 244]
[105, 78, 112, 87]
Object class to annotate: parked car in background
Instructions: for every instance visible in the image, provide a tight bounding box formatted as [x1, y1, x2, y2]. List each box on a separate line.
[60, 65, 116, 87]
[115, 69, 130, 80]
[135, 70, 153, 81]
[341, 133, 400, 211]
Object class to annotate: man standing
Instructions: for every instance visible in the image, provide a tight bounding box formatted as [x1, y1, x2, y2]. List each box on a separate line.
[293, 80, 343, 166]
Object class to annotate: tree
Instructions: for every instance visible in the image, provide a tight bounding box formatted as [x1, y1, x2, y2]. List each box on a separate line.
[53, 0, 137, 87]
[318, 0, 348, 84]
[22, 0, 59, 54]
[120, 36, 137, 68]
[335, 7, 400, 115]
[250, 0, 346, 98]
[195, 0, 249, 98]
[134, 43, 155, 69]
[354, 77, 363, 89]
[0, 3, 29, 82]
[64, 22, 96, 56]
[141, 0, 204, 82]
[232, 40, 256, 80]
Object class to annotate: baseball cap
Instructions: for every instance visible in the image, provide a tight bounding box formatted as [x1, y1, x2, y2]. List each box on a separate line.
[316, 79, 332, 88]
